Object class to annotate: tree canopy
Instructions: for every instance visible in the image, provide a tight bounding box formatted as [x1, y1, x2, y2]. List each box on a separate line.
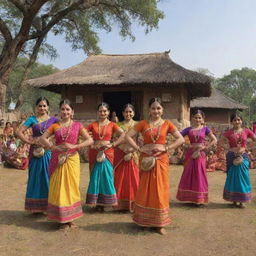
[214, 67, 256, 122]
[8, 57, 60, 114]
[0, 0, 164, 113]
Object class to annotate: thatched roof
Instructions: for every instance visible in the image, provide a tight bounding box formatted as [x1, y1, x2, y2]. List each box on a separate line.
[27, 51, 211, 98]
[191, 88, 248, 110]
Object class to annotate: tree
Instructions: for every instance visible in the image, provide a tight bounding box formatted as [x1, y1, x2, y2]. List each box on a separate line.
[0, 0, 164, 114]
[8, 57, 60, 114]
[215, 68, 256, 122]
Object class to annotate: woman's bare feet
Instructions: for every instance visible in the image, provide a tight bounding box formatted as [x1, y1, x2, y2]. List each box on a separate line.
[68, 222, 78, 229]
[156, 227, 167, 235]
[59, 223, 69, 231]
[232, 202, 238, 207]
[96, 205, 105, 213]
[238, 202, 246, 208]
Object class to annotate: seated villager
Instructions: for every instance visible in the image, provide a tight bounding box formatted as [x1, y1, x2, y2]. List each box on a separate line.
[5, 141, 29, 170]
[206, 150, 218, 172]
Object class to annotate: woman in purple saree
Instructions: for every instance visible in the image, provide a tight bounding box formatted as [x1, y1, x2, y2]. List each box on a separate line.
[176, 110, 217, 205]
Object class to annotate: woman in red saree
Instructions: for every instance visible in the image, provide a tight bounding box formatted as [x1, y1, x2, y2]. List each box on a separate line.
[114, 104, 140, 212]
[126, 98, 184, 235]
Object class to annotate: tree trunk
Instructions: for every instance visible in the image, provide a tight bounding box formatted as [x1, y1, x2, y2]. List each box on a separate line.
[0, 36, 28, 115]
[0, 81, 7, 118]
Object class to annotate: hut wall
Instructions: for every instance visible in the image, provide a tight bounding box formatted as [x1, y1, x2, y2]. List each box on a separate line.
[195, 108, 230, 124]
[62, 85, 191, 128]
[63, 87, 100, 120]
[142, 86, 189, 129]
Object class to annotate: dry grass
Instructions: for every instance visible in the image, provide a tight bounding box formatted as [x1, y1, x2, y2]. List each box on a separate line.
[0, 164, 255, 256]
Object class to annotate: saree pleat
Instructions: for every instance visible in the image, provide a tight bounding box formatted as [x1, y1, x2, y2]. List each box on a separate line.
[86, 148, 117, 206]
[223, 152, 252, 202]
[47, 153, 83, 223]
[25, 150, 51, 212]
[133, 153, 170, 227]
[114, 148, 139, 211]
[176, 149, 208, 204]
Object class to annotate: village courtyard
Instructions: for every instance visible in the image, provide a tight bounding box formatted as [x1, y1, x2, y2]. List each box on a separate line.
[0, 163, 255, 256]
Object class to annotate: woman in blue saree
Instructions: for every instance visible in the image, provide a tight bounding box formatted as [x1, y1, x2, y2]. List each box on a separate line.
[221, 113, 256, 208]
[17, 97, 58, 213]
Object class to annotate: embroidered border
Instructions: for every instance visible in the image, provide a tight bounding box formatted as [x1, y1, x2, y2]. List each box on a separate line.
[25, 198, 48, 212]
[47, 201, 83, 223]
[223, 190, 252, 202]
[177, 189, 208, 203]
[132, 203, 170, 227]
[86, 193, 118, 206]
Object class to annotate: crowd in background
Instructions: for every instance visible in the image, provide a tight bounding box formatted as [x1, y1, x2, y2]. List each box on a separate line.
[0, 116, 31, 170]
[1, 115, 256, 172]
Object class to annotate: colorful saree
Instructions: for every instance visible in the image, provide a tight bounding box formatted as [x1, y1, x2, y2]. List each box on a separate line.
[223, 128, 255, 202]
[114, 121, 139, 211]
[176, 126, 211, 204]
[86, 122, 119, 206]
[47, 122, 84, 223]
[23, 116, 58, 212]
[132, 120, 177, 227]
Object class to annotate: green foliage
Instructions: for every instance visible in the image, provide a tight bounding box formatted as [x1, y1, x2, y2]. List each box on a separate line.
[0, 0, 164, 113]
[214, 68, 256, 123]
[8, 58, 60, 114]
[0, 0, 164, 57]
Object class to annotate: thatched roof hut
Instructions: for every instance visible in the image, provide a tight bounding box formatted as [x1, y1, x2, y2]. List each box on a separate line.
[191, 88, 248, 124]
[27, 51, 212, 127]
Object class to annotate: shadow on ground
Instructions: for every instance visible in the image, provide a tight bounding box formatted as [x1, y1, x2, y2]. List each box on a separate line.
[0, 210, 59, 232]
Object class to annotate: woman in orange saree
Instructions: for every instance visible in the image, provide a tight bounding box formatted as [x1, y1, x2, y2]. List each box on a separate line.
[126, 98, 184, 235]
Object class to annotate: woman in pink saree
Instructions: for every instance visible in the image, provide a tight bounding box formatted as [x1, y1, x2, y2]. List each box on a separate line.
[40, 99, 93, 230]
[176, 110, 217, 205]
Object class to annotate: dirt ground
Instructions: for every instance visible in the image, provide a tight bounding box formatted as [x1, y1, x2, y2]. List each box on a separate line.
[0, 164, 255, 256]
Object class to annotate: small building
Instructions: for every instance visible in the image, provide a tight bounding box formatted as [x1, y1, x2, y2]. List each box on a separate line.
[27, 51, 211, 128]
[190, 88, 248, 124]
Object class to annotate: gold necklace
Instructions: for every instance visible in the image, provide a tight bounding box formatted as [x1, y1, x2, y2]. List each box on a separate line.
[59, 120, 72, 141]
[98, 120, 109, 140]
[37, 115, 49, 123]
[149, 123, 162, 144]
[149, 118, 163, 128]
[123, 120, 135, 131]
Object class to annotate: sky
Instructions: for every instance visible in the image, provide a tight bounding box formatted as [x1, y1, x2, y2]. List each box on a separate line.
[38, 0, 256, 78]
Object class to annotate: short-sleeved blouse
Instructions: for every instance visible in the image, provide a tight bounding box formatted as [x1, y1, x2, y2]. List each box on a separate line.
[23, 116, 58, 137]
[134, 120, 177, 145]
[86, 121, 120, 141]
[47, 122, 84, 145]
[223, 128, 256, 148]
[181, 126, 211, 144]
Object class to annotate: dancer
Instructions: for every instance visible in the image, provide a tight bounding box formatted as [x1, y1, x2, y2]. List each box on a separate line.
[221, 113, 256, 208]
[126, 97, 184, 235]
[86, 102, 124, 212]
[40, 99, 93, 229]
[114, 104, 140, 212]
[16, 97, 58, 213]
[176, 109, 217, 205]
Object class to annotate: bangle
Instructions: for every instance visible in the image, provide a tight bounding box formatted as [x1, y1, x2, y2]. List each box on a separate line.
[165, 145, 168, 152]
